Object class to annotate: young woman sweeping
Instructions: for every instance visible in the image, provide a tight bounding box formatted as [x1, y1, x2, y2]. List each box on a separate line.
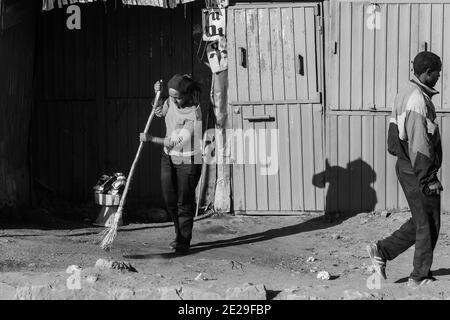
[140, 74, 202, 253]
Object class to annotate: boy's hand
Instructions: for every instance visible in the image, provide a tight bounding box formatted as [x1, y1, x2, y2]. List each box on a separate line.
[424, 181, 443, 195]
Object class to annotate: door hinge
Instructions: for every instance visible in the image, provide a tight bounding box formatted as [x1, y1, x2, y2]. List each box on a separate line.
[316, 12, 323, 33]
[317, 22, 323, 33]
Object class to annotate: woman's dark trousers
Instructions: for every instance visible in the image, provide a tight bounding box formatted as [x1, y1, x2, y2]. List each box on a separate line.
[161, 153, 201, 247]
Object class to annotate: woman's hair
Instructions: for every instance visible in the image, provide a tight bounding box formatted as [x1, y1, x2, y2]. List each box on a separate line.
[167, 73, 201, 105]
[181, 74, 202, 98]
[168, 74, 201, 94]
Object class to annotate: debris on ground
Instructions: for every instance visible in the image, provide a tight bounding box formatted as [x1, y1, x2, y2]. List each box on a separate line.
[317, 271, 331, 280]
[66, 265, 82, 274]
[195, 273, 206, 281]
[306, 257, 316, 263]
[365, 265, 376, 274]
[230, 260, 244, 271]
[194, 273, 217, 281]
[86, 275, 98, 284]
[381, 210, 391, 218]
[331, 233, 341, 240]
[95, 259, 137, 272]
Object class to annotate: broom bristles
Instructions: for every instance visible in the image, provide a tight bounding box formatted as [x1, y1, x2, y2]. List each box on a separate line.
[99, 207, 123, 251]
[100, 227, 117, 251]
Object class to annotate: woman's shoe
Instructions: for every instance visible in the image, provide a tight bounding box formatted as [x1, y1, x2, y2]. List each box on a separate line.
[407, 277, 436, 287]
[169, 240, 178, 250]
[174, 243, 190, 253]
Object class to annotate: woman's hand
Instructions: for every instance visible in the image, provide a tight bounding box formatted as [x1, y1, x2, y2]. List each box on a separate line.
[154, 80, 163, 93]
[171, 136, 183, 147]
[164, 137, 176, 149]
[140, 134, 178, 148]
[140, 132, 152, 142]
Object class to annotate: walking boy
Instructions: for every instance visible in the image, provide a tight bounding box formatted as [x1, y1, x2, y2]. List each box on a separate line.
[367, 51, 443, 287]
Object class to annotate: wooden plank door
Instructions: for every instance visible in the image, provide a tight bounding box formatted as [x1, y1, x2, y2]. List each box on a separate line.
[228, 2, 324, 214]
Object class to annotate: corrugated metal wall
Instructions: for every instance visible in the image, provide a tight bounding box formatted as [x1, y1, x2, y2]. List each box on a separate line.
[324, 0, 450, 213]
[327, 0, 450, 111]
[228, 3, 325, 213]
[32, 2, 209, 206]
[0, 10, 37, 208]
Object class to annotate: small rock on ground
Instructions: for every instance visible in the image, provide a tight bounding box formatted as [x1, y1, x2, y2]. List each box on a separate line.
[317, 271, 330, 280]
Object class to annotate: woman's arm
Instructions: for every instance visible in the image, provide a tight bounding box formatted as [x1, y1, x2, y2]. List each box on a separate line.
[153, 80, 168, 117]
[139, 133, 174, 148]
[153, 98, 168, 117]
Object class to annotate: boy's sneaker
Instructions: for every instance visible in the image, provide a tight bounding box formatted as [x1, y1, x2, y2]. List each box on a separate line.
[407, 277, 436, 288]
[366, 243, 387, 280]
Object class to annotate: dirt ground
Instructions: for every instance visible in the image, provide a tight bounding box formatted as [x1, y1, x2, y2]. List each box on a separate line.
[1, 209, 450, 300]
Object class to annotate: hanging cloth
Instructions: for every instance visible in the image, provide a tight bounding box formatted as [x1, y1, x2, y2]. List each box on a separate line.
[42, 0, 107, 11]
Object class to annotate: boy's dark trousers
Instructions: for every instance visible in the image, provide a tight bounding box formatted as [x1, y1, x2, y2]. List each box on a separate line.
[160, 152, 201, 247]
[377, 158, 441, 281]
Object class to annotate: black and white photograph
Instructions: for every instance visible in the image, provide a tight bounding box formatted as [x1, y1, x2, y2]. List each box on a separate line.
[1, 0, 450, 306]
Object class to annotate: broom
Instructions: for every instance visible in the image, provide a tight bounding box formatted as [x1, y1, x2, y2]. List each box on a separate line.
[99, 88, 162, 251]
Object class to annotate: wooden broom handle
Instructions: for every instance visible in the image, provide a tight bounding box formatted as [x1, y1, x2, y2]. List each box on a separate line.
[117, 90, 162, 211]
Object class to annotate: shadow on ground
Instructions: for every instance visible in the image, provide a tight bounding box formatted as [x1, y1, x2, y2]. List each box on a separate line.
[394, 268, 450, 283]
[123, 212, 366, 260]
[124, 158, 378, 259]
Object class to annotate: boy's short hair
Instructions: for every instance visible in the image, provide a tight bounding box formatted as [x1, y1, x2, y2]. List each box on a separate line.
[413, 51, 442, 75]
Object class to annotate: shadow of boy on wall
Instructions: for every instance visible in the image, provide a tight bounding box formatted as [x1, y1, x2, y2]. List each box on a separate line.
[312, 158, 377, 221]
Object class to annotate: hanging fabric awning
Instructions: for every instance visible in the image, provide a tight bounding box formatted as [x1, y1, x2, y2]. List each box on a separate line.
[122, 0, 196, 9]
[42, 0, 105, 11]
[42, 0, 197, 11]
